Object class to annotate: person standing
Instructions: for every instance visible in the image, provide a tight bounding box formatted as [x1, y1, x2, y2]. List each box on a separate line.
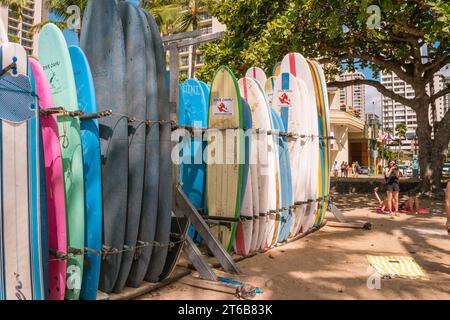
[344, 162, 349, 178]
[340, 161, 345, 177]
[355, 161, 360, 178]
[384, 160, 400, 214]
[333, 161, 339, 177]
[352, 162, 356, 177]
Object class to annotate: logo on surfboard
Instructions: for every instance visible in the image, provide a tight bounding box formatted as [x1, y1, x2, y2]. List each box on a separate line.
[212, 98, 234, 115]
[278, 92, 291, 106]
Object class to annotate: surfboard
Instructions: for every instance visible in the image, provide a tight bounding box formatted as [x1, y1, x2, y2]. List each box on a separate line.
[270, 109, 293, 243]
[272, 72, 310, 239]
[264, 77, 277, 107]
[113, 1, 147, 293]
[238, 77, 277, 251]
[272, 62, 281, 77]
[80, 0, 128, 293]
[248, 134, 260, 253]
[68, 46, 103, 300]
[29, 58, 67, 300]
[144, 10, 172, 283]
[39, 23, 85, 300]
[308, 60, 330, 227]
[0, 41, 44, 300]
[127, 8, 160, 288]
[179, 79, 207, 244]
[246, 67, 267, 88]
[280, 53, 319, 237]
[206, 66, 244, 252]
[234, 99, 253, 256]
[0, 18, 7, 45]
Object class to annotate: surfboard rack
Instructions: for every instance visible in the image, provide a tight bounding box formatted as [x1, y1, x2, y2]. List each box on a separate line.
[79, 109, 113, 120]
[0, 62, 16, 77]
[173, 186, 242, 280]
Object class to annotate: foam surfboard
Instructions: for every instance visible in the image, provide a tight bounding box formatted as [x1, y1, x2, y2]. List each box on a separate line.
[308, 60, 330, 227]
[0, 19, 7, 45]
[238, 77, 277, 251]
[29, 58, 67, 300]
[246, 67, 267, 88]
[0, 40, 44, 300]
[206, 66, 244, 252]
[113, 2, 147, 293]
[68, 46, 103, 300]
[179, 79, 207, 244]
[39, 23, 85, 300]
[80, 0, 129, 293]
[127, 8, 160, 288]
[144, 10, 172, 283]
[264, 76, 276, 107]
[270, 109, 293, 243]
[272, 72, 310, 239]
[272, 62, 281, 77]
[280, 53, 319, 237]
[234, 99, 253, 256]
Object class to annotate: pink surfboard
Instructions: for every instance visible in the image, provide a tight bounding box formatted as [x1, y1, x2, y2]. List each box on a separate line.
[29, 58, 67, 300]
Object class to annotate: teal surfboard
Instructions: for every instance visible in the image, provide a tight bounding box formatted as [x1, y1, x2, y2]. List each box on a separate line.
[39, 23, 85, 300]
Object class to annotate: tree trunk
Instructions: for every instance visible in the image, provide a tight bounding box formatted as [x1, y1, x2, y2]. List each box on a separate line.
[415, 98, 447, 194]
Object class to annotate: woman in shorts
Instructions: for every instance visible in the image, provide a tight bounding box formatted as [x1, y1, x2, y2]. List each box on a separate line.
[384, 160, 400, 214]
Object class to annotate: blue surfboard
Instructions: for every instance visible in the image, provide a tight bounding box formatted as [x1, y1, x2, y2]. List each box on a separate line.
[271, 109, 293, 242]
[179, 79, 207, 244]
[69, 46, 103, 300]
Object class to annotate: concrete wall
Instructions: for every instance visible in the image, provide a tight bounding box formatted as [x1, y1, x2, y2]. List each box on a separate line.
[330, 124, 349, 166]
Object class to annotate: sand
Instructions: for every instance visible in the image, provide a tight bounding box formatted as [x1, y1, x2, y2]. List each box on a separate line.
[138, 194, 450, 300]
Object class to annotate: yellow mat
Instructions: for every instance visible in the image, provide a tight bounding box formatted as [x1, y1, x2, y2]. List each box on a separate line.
[367, 255, 429, 280]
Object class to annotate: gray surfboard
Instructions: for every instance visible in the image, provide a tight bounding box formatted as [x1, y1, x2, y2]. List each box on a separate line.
[142, 11, 173, 283]
[126, 8, 160, 288]
[113, 2, 147, 293]
[80, 0, 128, 293]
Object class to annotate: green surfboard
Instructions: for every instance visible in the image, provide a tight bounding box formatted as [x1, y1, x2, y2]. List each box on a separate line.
[39, 23, 85, 300]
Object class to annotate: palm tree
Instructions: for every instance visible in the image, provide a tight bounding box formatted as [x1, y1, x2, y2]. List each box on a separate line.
[0, 0, 29, 42]
[0, 0, 28, 17]
[176, 0, 208, 78]
[142, 0, 211, 78]
[141, 0, 184, 36]
[31, 0, 87, 37]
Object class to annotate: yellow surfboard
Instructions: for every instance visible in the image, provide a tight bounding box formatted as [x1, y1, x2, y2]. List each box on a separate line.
[206, 66, 244, 252]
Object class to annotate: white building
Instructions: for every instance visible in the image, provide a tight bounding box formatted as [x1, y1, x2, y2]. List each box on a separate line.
[179, 14, 225, 78]
[381, 71, 449, 151]
[339, 71, 366, 121]
[0, 0, 44, 55]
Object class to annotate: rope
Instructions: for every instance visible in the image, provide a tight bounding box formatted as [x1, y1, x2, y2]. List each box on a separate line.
[47, 238, 185, 262]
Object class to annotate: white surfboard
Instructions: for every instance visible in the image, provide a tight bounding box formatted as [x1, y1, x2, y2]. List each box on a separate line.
[280, 53, 319, 236]
[238, 77, 277, 251]
[0, 19, 7, 45]
[272, 73, 311, 238]
[249, 139, 260, 252]
[246, 67, 267, 88]
[264, 76, 277, 107]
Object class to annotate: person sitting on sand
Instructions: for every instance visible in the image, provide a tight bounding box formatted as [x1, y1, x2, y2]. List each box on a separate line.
[374, 187, 420, 215]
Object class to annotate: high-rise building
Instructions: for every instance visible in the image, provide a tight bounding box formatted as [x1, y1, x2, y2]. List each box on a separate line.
[0, 0, 44, 55]
[179, 14, 225, 78]
[381, 71, 449, 151]
[339, 71, 366, 121]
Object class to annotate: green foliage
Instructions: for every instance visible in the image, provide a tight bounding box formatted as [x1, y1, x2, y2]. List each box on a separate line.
[378, 145, 396, 162]
[197, 0, 449, 83]
[395, 122, 406, 140]
[46, 0, 87, 20]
